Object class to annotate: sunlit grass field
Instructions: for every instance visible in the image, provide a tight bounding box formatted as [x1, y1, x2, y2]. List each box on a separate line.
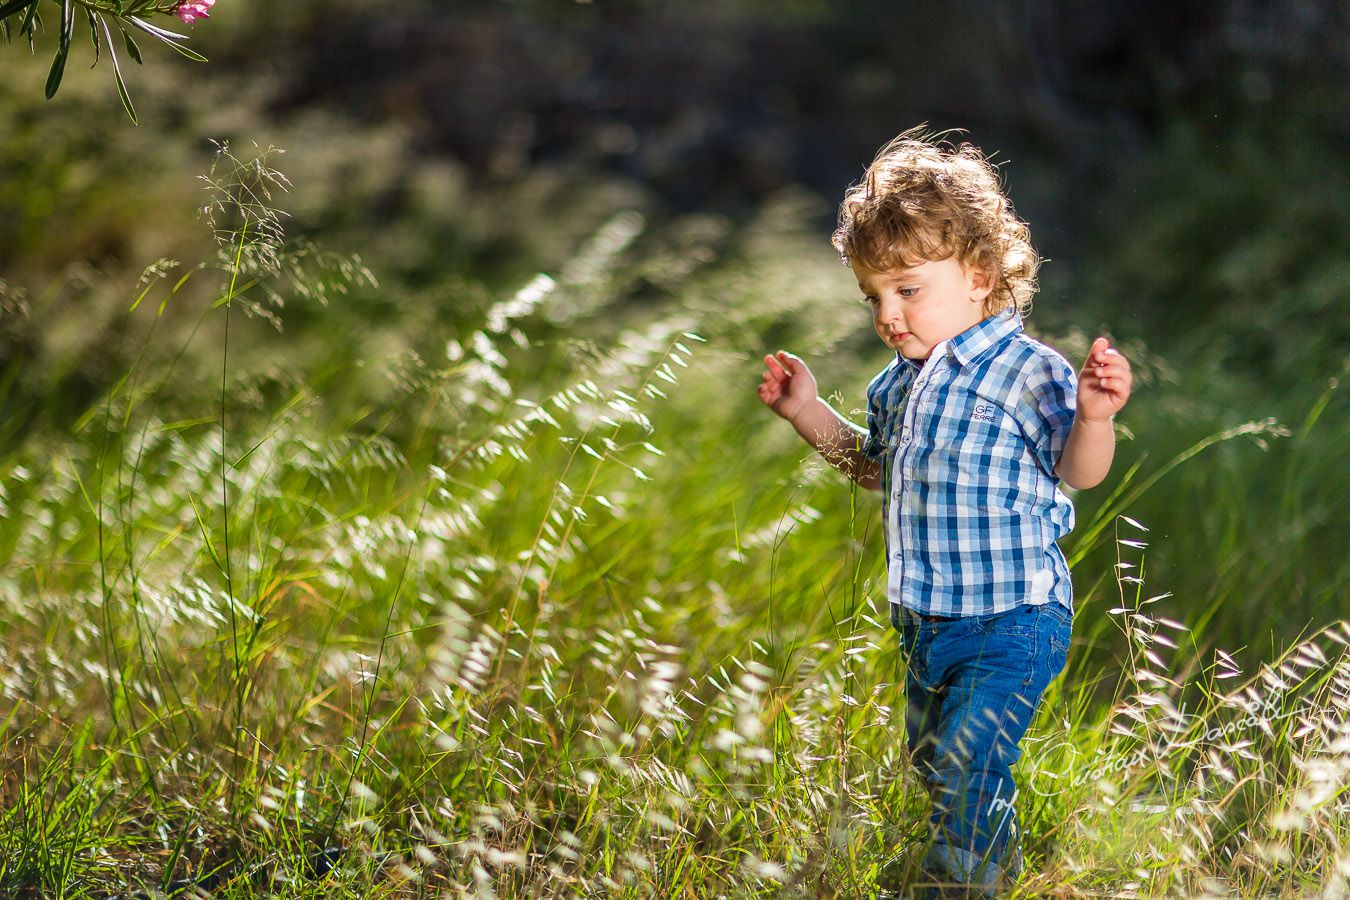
[1, 146, 1347, 898]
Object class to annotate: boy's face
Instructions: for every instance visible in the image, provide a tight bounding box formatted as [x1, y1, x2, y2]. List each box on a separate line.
[852, 256, 994, 361]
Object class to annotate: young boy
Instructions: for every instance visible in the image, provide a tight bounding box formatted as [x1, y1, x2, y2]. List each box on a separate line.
[757, 127, 1133, 895]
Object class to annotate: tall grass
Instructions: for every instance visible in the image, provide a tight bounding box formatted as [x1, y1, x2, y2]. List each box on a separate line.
[0, 147, 1346, 898]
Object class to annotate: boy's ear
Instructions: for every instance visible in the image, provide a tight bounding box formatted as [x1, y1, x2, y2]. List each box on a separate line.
[968, 263, 995, 302]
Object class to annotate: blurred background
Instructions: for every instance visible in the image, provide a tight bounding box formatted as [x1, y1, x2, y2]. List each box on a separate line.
[2, 0, 1347, 667]
[2, 3, 1349, 891]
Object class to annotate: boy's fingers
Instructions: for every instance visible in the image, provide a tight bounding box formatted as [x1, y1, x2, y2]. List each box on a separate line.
[773, 352, 799, 380]
[1092, 346, 1122, 368]
[764, 354, 787, 380]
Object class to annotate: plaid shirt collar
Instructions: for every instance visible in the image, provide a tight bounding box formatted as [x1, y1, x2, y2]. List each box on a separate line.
[896, 307, 1024, 370]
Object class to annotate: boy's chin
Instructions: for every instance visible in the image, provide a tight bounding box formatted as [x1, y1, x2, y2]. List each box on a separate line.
[878, 332, 931, 360]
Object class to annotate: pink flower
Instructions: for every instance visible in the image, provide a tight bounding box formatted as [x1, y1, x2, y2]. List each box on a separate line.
[173, 0, 216, 24]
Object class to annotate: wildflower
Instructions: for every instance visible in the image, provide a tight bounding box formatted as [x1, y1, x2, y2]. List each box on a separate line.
[174, 0, 216, 24]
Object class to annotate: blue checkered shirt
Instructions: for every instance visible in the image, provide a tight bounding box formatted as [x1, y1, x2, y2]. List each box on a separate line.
[862, 307, 1078, 618]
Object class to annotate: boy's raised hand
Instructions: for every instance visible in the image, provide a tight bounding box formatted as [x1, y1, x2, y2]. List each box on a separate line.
[1076, 337, 1133, 422]
[758, 350, 818, 424]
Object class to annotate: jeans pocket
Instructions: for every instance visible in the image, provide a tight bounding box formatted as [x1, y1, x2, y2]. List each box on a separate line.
[999, 605, 1069, 691]
[978, 604, 1040, 639]
[1040, 609, 1072, 681]
[1043, 603, 1073, 654]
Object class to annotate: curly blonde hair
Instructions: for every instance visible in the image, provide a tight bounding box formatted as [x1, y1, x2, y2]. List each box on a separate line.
[831, 125, 1041, 318]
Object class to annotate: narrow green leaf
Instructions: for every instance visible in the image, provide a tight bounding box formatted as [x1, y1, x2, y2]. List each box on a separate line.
[158, 265, 197, 316]
[153, 416, 216, 432]
[120, 27, 142, 64]
[43, 0, 74, 100]
[128, 273, 158, 313]
[125, 16, 210, 62]
[100, 15, 137, 124]
[126, 15, 189, 42]
[86, 8, 99, 67]
[19, 0, 38, 34]
[187, 493, 227, 577]
[159, 38, 208, 63]
[113, 54, 138, 124]
[0, 0, 37, 19]
[163, 824, 195, 898]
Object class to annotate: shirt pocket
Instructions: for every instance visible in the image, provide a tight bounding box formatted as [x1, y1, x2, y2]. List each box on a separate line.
[944, 388, 1034, 511]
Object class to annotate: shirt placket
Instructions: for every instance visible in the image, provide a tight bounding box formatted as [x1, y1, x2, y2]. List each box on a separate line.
[889, 350, 946, 610]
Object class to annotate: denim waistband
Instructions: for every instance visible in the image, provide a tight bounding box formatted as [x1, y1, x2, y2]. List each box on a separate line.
[895, 605, 962, 623]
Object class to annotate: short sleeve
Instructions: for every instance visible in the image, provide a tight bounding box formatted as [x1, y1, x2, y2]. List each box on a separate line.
[860, 361, 897, 462]
[861, 387, 885, 462]
[1012, 352, 1077, 480]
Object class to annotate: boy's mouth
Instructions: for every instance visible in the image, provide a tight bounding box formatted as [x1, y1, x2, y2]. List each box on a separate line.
[891, 331, 912, 341]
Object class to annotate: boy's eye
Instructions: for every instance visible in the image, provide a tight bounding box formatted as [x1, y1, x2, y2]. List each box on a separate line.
[862, 295, 879, 306]
[899, 287, 918, 298]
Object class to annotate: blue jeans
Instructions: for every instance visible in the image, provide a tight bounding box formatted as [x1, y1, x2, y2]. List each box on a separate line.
[891, 601, 1072, 893]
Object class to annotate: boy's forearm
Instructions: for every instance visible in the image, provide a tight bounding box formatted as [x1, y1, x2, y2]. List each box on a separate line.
[1054, 415, 1115, 490]
[789, 397, 883, 490]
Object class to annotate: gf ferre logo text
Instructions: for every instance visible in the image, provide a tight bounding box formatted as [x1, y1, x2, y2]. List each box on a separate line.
[971, 404, 999, 423]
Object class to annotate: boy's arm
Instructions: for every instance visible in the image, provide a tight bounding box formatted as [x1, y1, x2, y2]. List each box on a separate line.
[788, 397, 884, 490]
[1054, 338, 1133, 490]
[1054, 416, 1116, 490]
[759, 351, 883, 491]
